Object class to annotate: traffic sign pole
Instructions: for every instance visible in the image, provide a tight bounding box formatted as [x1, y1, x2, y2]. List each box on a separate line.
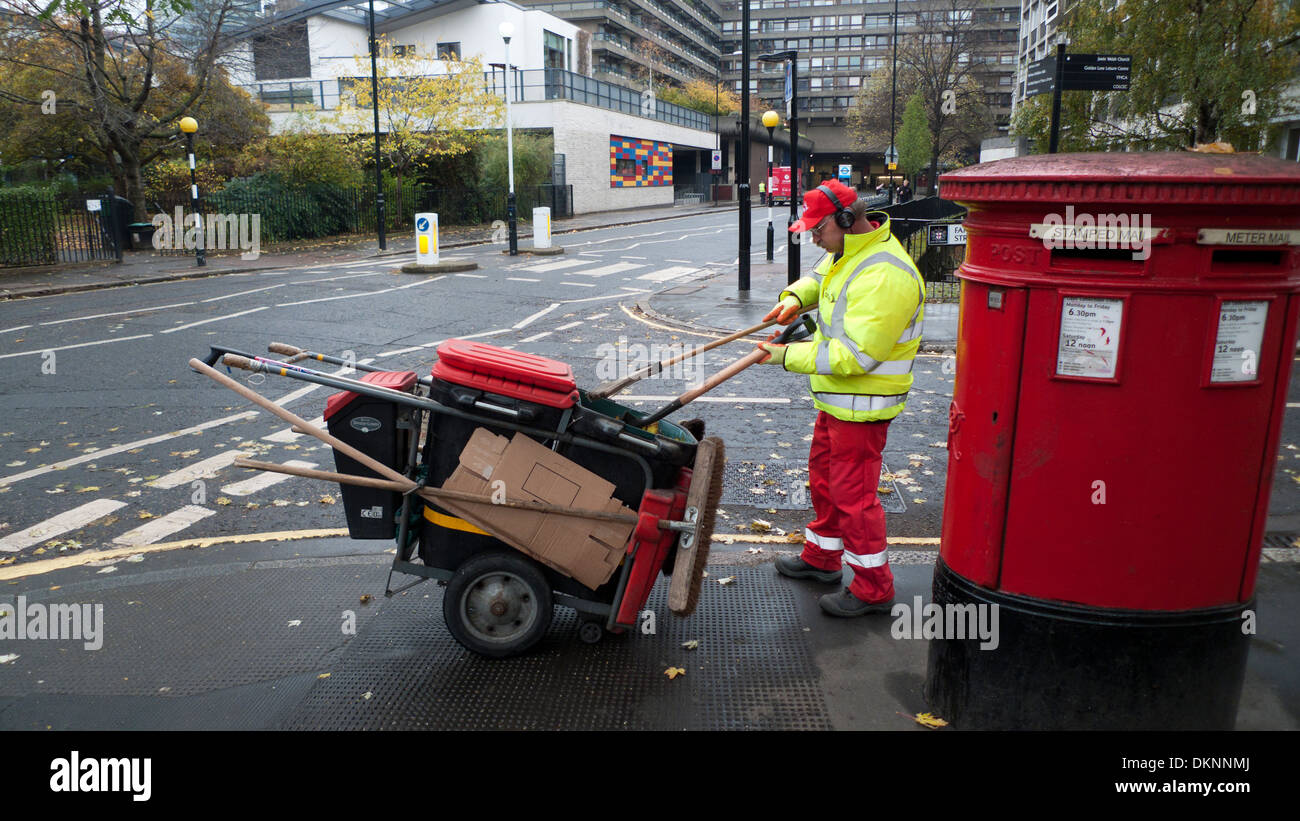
[1048, 43, 1065, 154]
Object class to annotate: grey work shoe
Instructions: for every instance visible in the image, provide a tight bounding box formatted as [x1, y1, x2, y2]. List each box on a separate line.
[774, 555, 842, 584]
[818, 588, 895, 617]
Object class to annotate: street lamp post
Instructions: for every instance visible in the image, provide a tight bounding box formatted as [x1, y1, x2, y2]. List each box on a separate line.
[758, 50, 799, 284]
[738, 0, 751, 291]
[368, 0, 386, 250]
[888, 0, 899, 205]
[762, 110, 778, 261]
[178, 116, 204, 267]
[500, 20, 518, 256]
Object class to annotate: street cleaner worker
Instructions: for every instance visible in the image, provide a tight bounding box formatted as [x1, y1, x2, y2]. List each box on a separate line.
[755, 179, 925, 617]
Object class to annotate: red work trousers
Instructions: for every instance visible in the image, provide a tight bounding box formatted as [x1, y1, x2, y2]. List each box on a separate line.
[799, 411, 894, 604]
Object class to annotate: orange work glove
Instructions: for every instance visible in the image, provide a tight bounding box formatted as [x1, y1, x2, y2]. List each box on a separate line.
[756, 330, 786, 365]
[762, 295, 802, 325]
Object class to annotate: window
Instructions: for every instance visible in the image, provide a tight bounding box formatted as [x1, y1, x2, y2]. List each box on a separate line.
[391, 44, 417, 58]
[436, 42, 460, 59]
[544, 30, 569, 70]
[616, 158, 637, 176]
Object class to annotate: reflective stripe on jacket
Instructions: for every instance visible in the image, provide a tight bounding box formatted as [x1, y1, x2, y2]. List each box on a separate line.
[778, 216, 925, 422]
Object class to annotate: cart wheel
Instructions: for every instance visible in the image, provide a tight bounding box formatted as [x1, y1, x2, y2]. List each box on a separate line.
[577, 619, 604, 645]
[444, 551, 553, 659]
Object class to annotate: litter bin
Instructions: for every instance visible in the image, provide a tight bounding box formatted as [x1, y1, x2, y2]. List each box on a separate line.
[324, 370, 419, 538]
[928, 152, 1300, 729]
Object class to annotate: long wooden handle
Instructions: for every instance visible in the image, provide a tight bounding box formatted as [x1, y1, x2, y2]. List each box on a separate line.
[234, 458, 639, 525]
[677, 347, 768, 406]
[189, 357, 415, 489]
[589, 305, 816, 399]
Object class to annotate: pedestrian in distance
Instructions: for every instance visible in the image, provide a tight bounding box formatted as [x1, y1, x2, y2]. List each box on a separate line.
[754, 179, 926, 616]
[898, 178, 913, 203]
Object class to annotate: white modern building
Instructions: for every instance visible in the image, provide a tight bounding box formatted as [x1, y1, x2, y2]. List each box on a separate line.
[223, 0, 726, 212]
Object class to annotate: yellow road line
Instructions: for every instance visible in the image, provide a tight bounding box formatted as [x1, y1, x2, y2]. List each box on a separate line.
[0, 528, 349, 581]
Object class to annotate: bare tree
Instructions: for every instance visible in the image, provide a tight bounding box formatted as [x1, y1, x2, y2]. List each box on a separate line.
[848, 0, 993, 189]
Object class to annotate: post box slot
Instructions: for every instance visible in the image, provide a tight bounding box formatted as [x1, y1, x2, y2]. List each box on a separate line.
[1049, 247, 1146, 274]
[1210, 249, 1286, 272]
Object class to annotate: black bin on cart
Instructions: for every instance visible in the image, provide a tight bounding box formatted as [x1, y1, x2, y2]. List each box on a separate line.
[324, 370, 418, 538]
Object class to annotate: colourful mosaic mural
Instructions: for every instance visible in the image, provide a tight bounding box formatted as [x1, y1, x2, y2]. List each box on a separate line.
[609, 135, 673, 188]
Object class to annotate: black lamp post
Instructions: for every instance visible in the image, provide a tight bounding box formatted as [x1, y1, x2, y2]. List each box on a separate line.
[758, 49, 799, 284]
[178, 116, 204, 267]
[368, 0, 386, 250]
[888, 0, 899, 205]
[762, 109, 778, 261]
[738, 0, 751, 291]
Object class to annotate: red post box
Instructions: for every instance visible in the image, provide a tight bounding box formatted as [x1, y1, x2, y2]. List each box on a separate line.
[929, 153, 1300, 729]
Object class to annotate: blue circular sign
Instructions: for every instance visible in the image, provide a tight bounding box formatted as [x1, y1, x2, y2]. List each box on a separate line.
[416, 217, 430, 231]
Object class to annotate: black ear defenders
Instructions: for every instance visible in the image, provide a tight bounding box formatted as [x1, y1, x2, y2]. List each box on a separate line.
[816, 185, 856, 229]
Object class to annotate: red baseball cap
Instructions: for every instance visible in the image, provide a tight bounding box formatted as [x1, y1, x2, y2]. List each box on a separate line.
[789, 179, 858, 233]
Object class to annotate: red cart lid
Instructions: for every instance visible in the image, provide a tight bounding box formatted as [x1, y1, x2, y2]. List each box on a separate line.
[323, 370, 418, 421]
[432, 339, 578, 409]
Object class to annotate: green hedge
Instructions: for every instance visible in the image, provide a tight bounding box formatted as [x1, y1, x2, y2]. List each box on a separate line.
[0, 186, 58, 267]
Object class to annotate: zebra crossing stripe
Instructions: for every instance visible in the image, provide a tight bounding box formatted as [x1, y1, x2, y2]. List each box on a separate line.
[148, 450, 250, 490]
[0, 500, 128, 553]
[637, 266, 698, 282]
[522, 259, 591, 272]
[264, 417, 324, 443]
[111, 505, 216, 547]
[571, 263, 645, 277]
[222, 460, 318, 496]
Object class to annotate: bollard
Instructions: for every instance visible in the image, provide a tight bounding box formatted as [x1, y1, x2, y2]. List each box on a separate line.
[532, 207, 551, 250]
[415, 213, 439, 265]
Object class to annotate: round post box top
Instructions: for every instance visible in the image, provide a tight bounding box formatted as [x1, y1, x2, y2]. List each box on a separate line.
[939, 152, 1300, 206]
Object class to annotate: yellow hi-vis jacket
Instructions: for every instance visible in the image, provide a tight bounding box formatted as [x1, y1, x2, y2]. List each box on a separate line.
[778, 216, 925, 422]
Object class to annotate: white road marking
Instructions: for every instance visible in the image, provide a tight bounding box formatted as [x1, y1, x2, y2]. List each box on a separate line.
[377, 328, 506, 357]
[160, 306, 269, 334]
[571, 263, 644, 278]
[455, 273, 488, 278]
[276, 276, 439, 307]
[0, 325, 31, 334]
[621, 256, 648, 260]
[292, 271, 392, 284]
[586, 313, 609, 320]
[221, 460, 318, 496]
[514, 303, 559, 329]
[519, 331, 551, 343]
[637, 266, 697, 282]
[665, 258, 694, 264]
[560, 281, 596, 288]
[264, 416, 324, 443]
[523, 259, 591, 272]
[555, 321, 583, 331]
[149, 450, 250, 489]
[111, 504, 216, 547]
[39, 301, 196, 326]
[0, 500, 128, 553]
[200, 284, 286, 302]
[619, 396, 792, 403]
[0, 333, 153, 360]
[0, 411, 257, 488]
[506, 277, 541, 283]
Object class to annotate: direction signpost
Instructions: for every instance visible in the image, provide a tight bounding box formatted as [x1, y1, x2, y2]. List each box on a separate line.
[1037, 48, 1131, 153]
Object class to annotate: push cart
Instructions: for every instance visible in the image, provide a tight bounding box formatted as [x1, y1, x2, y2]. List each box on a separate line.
[192, 339, 726, 659]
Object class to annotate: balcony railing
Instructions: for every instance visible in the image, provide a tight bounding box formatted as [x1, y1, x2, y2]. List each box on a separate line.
[240, 68, 713, 132]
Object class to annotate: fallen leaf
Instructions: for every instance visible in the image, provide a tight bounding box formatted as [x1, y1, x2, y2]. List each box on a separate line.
[360, 594, 372, 605]
[664, 667, 686, 679]
[138, 511, 155, 519]
[76, 486, 100, 493]
[97, 566, 117, 574]
[0, 654, 19, 664]
[682, 640, 700, 650]
[362, 691, 373, 700]
[215, 497, 232, 506]
[318, 672, 331, 679]
[25, 448, 40, 453]
[5, 461, 25, 467]
[746, 547, 762, 554]
[319, 495, 336, 505]
[911, 712, 948, 729]
[717, 576, 735, 586]
[750, 519, 771, 533]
